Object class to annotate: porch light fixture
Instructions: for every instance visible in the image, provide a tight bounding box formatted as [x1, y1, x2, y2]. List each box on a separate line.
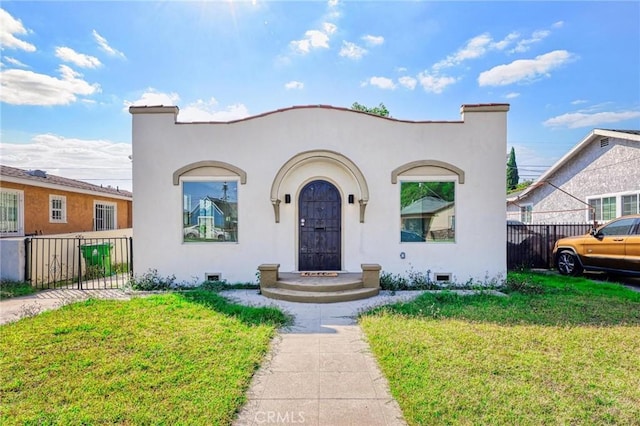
[348, 194, 354, 204]
[285, 194, 291, 204]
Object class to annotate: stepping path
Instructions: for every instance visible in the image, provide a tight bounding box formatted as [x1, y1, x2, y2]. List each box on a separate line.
[224, 290, 426, 426]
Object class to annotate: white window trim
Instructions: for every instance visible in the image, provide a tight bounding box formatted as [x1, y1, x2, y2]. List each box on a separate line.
[49, 194, 67, 223]
[93, 200, 117, 231]
[0, 188, 24, 237]
[519, 203, 533, 224]
[586, 190, 640, 222]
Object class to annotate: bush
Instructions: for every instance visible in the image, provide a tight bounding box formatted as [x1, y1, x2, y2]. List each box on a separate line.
[0, 280, 35, 299]
[128, 269, 177, 291]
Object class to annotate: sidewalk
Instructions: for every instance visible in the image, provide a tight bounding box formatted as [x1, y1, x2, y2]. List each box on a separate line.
[223, 290, 427, 426]
[0, 288, 131, 325]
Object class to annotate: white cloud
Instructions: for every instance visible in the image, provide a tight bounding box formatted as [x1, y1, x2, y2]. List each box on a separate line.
[339, 41, 367, 60]
[179, 99, 250, 122]
[571, 99, 588, 105]
[398, 76, 417, 90]
[543, 110, 640, 129]
[363, 76, 396, 90]
[433, 33, 492, 70]
[0, 8, 36, 52]
[3, 56, 28, 67]
[0, 65, 100, 105]
[505, 92, 520, 99]
[417, 72, 457, 94]
[55, 46, 102, 68]
[328, 0, 339, 7]
[478, 50, 574, 86]
[0, 134, 132, 191]
[552, 21, 564, 29]
[123, 91, 250, 122]
[123, 88, 180, 109]
[322, 22, 337, 35]
[285, 80, 304, 90]
[92, 30, 125, 59]
[362, 34, 384, 46]
[492, 32, 520, 51]
[290, 29, 331, 53]
[396, 66, 407, 73]
[510, 29, 551, 53]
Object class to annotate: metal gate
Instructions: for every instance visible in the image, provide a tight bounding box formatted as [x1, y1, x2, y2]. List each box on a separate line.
[25, 236, 133, 289]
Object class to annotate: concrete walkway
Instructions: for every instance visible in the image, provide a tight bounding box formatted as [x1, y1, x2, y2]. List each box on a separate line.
[223, 290, 427, 426]
[0, 288, 132, 325]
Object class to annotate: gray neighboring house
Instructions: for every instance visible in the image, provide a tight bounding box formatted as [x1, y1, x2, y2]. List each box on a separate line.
[507, 129, 640, 224]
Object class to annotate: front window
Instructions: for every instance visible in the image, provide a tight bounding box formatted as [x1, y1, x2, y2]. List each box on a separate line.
[183, 181, 238, 242]
[0, 189, 23, 236]
[400, 181, 455, 242]
[50, 195, 67, 223]
[94, 202, 116, 231]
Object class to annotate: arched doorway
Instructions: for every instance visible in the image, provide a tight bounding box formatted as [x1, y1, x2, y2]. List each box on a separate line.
[298, 180, 341, 271]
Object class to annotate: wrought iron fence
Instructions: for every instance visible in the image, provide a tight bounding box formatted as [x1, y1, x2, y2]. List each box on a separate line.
[507, 223, 593, 270]
[25, 236, 133, 289]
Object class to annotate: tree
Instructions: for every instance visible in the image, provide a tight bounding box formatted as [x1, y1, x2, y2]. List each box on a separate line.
[351, 102, 390, 117]
[506, 147, 519, 191]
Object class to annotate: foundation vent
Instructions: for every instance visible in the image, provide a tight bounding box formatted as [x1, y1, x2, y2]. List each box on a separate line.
[434, 273, 452, 282]
[205, 273, 222, 282]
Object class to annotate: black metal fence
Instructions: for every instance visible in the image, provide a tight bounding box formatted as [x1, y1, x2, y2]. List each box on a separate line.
[507, 223, 593, 270]
[25, 236, 133, 289]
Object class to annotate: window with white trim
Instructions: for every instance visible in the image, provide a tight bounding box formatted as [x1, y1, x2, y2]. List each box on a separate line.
[94, 201, 117, 231]
[50, 195, 67, 223]
[400, 181, 455, 242]
[0, 189, 24, 236]
[520, 204, 533, 224]
[622, 194, 639, 216]
[588, 191, 640, 221]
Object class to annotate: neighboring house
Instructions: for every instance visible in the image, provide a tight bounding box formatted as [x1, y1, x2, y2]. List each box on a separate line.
[507, 129, 640, 224]
[0, 165, 132, 237]
[130, 104, 509, 284]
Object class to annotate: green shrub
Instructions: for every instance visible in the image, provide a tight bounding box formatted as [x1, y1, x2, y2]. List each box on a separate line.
[128, 269, 177, 291]
[0, 280, 35, 299]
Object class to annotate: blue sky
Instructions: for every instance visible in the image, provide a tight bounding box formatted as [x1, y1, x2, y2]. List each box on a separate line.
[1, 1, 639, 191]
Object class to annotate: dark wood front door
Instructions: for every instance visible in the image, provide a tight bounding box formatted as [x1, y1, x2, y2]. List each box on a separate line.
[299, 180, 341, 271]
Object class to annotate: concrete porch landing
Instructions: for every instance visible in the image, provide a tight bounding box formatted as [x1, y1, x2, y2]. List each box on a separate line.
[259, 266, 382, 303]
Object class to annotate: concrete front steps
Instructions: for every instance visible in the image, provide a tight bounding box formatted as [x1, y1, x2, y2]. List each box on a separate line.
[258, 265, 382, 303]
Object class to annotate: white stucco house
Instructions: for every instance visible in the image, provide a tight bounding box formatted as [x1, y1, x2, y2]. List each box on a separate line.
[507, 129, 640, 224]
[130, 104, 509, 295]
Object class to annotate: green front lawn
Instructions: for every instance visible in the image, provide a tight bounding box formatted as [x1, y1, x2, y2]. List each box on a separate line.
[0, 291, 288, 425]
[360, 273, 640, 425]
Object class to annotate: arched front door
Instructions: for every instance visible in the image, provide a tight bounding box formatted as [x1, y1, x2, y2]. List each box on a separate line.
[298, 180, 341, 271]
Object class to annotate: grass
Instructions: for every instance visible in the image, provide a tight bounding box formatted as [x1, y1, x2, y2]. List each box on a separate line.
[0, 290, 289, 425]
[0, 280, 36, 299]
[360, 272, 640, 425]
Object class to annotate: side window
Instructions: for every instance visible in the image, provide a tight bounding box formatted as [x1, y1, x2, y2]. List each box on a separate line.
[94, 201, 116, 231]
[50, 195, 67, 223]
[183, 181, 238, 243]
[400, 181, 455, 243]
[599, 218, 636, 236]
[520, 204, 532, 224]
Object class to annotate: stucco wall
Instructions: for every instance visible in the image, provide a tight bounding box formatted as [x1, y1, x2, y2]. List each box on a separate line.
[131, 105, 508, 284]
[0, 182, 132, 235]
[512, 137, 639, 223]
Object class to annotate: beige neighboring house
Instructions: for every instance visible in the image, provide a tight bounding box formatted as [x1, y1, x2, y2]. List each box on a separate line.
[508, 129, 640, 224]
[130, 103, 509, 285]
[0, 165, 132, 237]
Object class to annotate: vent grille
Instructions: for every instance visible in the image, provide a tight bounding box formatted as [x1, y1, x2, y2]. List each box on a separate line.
[600, 138, 610, 148]
[435, 273, 451, 282]
[205, 273, 221, 282]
